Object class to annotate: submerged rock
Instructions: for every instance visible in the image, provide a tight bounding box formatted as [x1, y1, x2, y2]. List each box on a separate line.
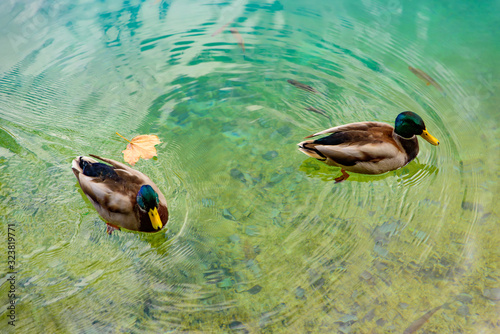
[222, 209, 236, 221]
[246, 285, 262, 295]
[456, 304, 470, 317]
[461, 201, 484, 212]
[338, 324, 352, 334]
[295, 286, 306, 299]
[217, 277, 234, 289]
[262, 150, 278, 161]
[373, 244, 388, 257]
[372, 220, 399, 245]
[234, 271, 246, 283]
[399, 303, 409, 309]
[259, 303, 286, 328]
[246, 259, 262, 277]
[456, 293, 473, 304]
[143, 298, 153, 317]
[269, 172, 286, 184]
[482, 288, 500, 301]
[336, 314, 358, 324]
[228, 320, 249, 333]
[277, 125, 291, 137]
[201, 198, 214, 207]
[229, 321, 243, 329]
[270, 209, 281, 218]
[311, 277, 325, 289]
[229, 234, 241, 243]
[245, 225, 259, 236]
[479, 212, 492, 223]
[230, 168, 246, 183]
[359, 270, 374, 282]
[361, 309, 375, 322]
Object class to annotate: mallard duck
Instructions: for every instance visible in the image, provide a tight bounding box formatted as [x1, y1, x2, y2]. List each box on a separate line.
[298, 111, 439, 182]
[72, 155, 168, 234]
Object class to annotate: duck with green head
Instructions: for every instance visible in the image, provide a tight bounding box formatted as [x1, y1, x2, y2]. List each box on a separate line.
[298, 111, 440, 182]
[72, 155, 168, 234]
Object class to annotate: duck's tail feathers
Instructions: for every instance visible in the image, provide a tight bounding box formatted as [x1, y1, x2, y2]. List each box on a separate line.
[72, 156, 97, 177]
[72, 156, 120, 180]
[297, 141, 326, 160]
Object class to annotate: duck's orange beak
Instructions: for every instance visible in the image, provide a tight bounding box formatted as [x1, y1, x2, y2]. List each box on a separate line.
[421, 129, 440, 146]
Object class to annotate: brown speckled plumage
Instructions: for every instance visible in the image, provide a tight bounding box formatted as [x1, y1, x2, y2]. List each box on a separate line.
[298, 112, 439, 181]
[72, 155, 168, 233]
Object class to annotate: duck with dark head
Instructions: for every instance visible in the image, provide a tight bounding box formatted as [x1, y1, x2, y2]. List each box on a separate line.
[72, 155, 168, 234]
[298, 111, 439, 182]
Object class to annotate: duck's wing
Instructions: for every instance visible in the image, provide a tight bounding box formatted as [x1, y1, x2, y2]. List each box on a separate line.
[89, 154, 152, 184]
[89, 154, 130, 171]
[72, 156, 136, 214]
[314, 140, 401, 166]
[79, 175, 134, 214]
[304, 122, 390, 139]
[81, 155, 167, 208]
[299, 122, 402, 166]
[90, 155, 167, 207]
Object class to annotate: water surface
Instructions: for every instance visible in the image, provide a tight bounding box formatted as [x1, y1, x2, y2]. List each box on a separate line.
[0, 0, 498, 333]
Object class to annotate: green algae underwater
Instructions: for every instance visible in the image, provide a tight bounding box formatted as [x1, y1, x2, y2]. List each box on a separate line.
[0, 0, 499, 333]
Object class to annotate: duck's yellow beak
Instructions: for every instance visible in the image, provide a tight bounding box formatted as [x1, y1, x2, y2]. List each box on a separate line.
[148, 207, 163, 230]
[420, 129, 440, 146]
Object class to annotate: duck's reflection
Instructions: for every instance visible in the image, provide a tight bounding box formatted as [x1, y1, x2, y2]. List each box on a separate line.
[299, 158, 438, 184]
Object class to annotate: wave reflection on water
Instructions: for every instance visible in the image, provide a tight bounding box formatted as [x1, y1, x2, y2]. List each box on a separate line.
[0, 0, 498, 333]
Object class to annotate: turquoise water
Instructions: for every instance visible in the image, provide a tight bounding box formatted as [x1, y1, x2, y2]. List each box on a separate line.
[0, 0, 498, 332]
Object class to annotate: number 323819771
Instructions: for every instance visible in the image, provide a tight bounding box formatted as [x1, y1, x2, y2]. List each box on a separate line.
[8, 224, 15, 270]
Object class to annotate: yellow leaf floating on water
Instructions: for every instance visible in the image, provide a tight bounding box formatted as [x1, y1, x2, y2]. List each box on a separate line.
[116, 132, 161, 166]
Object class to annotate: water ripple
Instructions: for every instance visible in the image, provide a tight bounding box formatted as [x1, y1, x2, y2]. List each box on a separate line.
[0, 0, 497, 333]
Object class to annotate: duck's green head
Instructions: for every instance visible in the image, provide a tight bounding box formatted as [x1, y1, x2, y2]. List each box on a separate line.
[395, 111, 440, 145]
[137, 185, 163, 230]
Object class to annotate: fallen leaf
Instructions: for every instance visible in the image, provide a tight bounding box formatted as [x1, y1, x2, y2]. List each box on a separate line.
[116, 132, 161, 166]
